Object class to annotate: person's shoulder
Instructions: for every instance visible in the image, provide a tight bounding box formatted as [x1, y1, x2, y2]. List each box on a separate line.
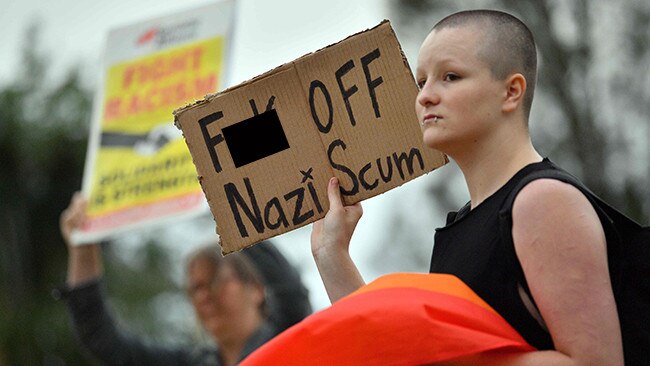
[513, 178, 588, 216]
[511, 178, 605, 245]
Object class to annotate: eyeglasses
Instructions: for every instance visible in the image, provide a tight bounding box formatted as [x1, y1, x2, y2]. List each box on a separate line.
[187, 268, 239, 298]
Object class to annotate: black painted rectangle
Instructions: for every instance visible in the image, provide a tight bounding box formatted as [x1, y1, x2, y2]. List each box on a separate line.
[222, 109, 290, 168]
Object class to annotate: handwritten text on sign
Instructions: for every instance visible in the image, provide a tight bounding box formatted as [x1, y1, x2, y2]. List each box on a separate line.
[197, 47, 425, 239]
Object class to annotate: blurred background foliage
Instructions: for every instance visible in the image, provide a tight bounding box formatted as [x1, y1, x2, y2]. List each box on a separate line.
[0, 24, 185, 366]
[1, 0, 648, 364]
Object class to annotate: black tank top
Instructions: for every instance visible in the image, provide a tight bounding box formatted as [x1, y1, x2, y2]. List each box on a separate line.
[430, 158, 556, 350]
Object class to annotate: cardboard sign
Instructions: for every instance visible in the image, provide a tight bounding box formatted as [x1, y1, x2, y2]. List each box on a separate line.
[174, 21, 447, 254]
[75, 1, 235, 243]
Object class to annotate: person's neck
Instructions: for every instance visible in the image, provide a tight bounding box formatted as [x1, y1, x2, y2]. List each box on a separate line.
[452, 130, 542, 210]
[217, 312, 263, 366]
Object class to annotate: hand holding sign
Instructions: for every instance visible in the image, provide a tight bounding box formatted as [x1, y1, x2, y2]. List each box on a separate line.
[311, 177, 365, 302]
[311, 177, 363, 255]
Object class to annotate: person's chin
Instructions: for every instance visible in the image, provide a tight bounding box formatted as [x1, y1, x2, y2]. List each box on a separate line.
[204, 318, 226, 337]
[422, 128, 443, 149]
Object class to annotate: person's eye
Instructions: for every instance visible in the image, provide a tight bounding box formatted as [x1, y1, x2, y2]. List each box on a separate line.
[443, 73, 460, 82]
[416, 78, 427, 90]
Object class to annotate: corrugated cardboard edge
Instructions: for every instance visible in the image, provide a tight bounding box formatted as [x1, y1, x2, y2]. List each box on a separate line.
[173, 20, 392, 126]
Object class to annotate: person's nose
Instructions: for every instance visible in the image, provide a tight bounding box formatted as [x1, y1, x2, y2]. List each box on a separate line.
[416, 80, 441, 108]
[192, 285, 212, 304]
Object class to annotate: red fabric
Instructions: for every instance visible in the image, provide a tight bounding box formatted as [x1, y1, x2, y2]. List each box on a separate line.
[241, 273, 535, 366]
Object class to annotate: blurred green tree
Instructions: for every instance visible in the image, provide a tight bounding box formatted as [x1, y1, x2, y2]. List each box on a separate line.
[0, 24, 182, 365]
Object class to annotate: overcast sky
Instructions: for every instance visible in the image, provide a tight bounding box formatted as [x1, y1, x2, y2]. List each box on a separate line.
[0, 0, 389, 87]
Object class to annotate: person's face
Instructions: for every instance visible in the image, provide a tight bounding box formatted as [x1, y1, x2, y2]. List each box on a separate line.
[187, 258, 263, 342]
[415, 25, 506, 155]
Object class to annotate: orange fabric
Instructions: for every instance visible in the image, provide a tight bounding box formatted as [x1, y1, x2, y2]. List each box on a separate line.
[351, 273, 496, 315]
[241, 273, 535, 366]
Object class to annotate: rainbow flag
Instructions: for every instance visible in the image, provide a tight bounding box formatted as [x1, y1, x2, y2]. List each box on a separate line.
[241, 273, 535, 365]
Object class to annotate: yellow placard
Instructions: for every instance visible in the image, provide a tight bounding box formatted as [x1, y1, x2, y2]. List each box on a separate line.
[88, 37, 224, 216]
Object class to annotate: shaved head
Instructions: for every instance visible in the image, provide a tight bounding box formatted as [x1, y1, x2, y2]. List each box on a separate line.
[433, 10, 537, 119]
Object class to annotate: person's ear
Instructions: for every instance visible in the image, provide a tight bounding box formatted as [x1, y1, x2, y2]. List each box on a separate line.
[502, 73, 526, 113]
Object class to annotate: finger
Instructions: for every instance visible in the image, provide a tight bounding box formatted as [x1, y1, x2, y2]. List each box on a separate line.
[63, 192, 87, 231]
[327, 177, 343, 209]
[72, 191, 82, 201]
[71, 192, 86, 211]
[60, 208, 70, 229]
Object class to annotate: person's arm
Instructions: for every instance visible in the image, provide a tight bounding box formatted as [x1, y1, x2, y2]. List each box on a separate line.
[59, 193, 195, 365]
[437, 179, 623, 366]
[60, 192, 103, 286]
[311, 177, 365, 303]
[507, 179, 623, 365]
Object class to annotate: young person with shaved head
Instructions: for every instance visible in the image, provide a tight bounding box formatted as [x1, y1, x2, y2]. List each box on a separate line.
[311, 10, 624, 365]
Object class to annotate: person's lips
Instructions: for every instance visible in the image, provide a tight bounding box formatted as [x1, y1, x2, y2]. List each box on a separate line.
[421, 114, 441, 126]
